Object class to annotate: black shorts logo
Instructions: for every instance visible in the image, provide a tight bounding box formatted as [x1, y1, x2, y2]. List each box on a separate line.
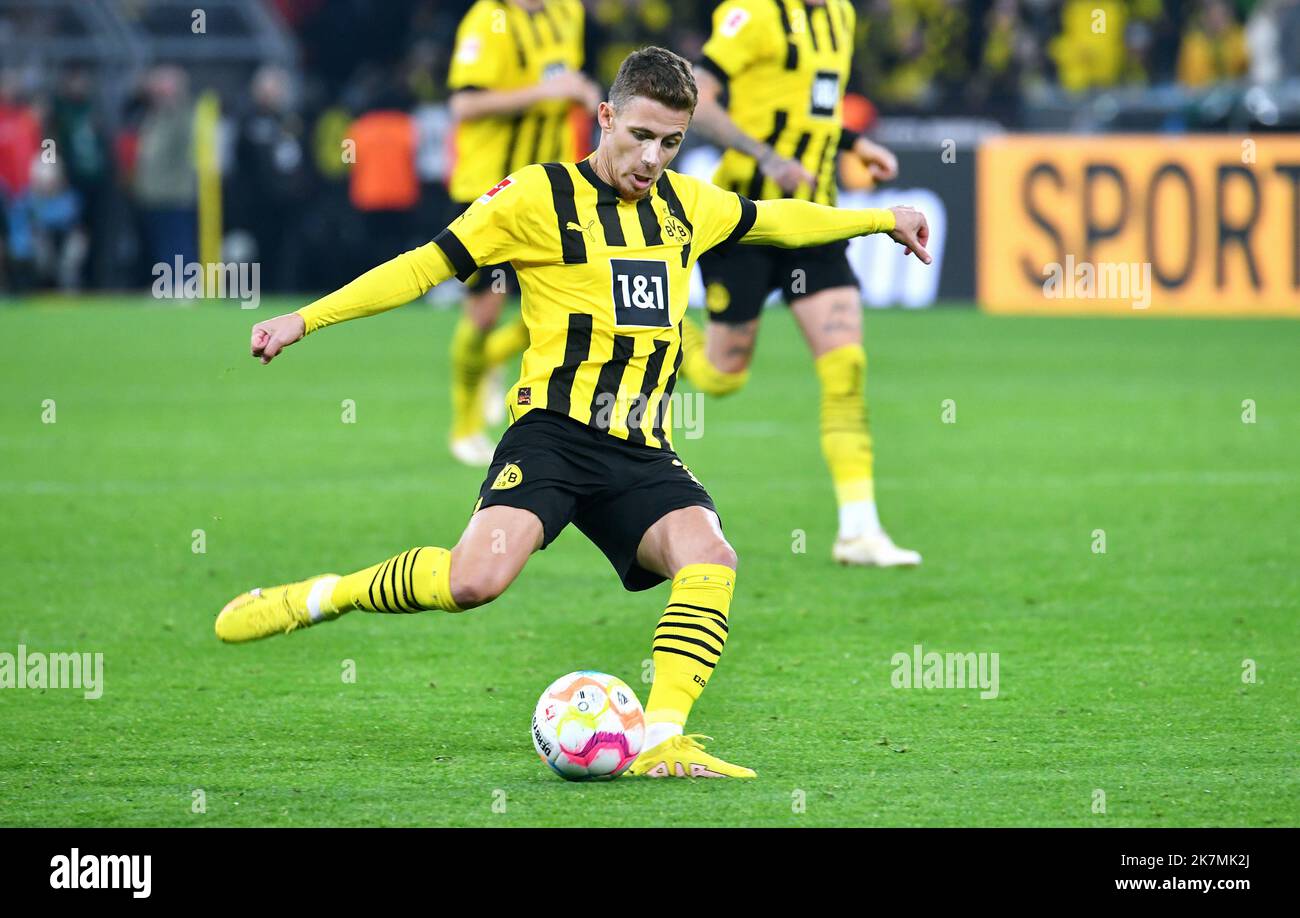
[810, 70, 839, 118]
[491, 463, 523, 490]
[610, 258, 671, 327]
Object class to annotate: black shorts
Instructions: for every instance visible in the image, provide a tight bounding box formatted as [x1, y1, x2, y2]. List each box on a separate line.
[473, 410, 719, 591]
[697, 239, 858, 324]
[450, 201, 519, 295]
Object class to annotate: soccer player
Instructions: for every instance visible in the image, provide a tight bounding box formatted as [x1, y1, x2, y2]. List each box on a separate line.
[446, 0, 600, 465]
[683, 0, 922, 567]
[216, 47, 930, 779]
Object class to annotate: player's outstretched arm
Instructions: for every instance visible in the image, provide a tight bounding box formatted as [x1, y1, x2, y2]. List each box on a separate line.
[742, 198, 932, 264]
[450, 71, 601, 121]
[691, 66, 815, 196]
[249, 243, 456, 365]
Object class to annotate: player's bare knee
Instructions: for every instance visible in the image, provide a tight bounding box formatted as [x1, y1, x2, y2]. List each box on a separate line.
[700, 540, 738, 572]
[449, 564, 511, 609]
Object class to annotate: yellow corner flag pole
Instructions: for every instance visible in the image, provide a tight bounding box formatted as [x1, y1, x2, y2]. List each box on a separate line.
[194, 90, 222, 297]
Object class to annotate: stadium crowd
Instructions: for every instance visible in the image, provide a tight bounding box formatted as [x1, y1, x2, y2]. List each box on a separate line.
[1, 0, 1298, 294]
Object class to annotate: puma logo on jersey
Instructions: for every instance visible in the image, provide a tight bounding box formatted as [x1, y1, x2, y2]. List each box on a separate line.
[566, 219, 596, 241]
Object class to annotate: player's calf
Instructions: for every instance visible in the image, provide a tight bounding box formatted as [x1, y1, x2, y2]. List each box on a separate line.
[629, 563, 755, 778]
[627, 507, 751, 774]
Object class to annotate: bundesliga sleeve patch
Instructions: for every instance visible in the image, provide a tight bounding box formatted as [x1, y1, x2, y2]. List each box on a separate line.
[476, 176, 513, 205]
[455, 35, 482, 64]
[719, 6, 750, 37]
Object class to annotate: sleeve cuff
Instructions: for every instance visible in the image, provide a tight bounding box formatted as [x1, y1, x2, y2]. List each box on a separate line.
[295, 307, 317, 335]
[433, 228, 478, 282]
[838, 128, 861, 152]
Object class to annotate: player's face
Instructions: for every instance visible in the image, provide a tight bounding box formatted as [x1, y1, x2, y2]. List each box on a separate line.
[596, 96, 690, 200]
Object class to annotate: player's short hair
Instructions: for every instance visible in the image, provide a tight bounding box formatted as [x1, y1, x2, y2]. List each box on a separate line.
[608, 46, 698, 116]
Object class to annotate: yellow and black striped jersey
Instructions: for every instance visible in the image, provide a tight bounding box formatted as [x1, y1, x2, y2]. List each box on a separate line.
[296, 163, 895, 448]
[433, 161, 757, 449]
[700, 0, 855, 205]
[447, 0, 585, 203]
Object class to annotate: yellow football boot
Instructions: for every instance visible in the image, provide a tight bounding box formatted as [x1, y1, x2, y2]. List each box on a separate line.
[627, 734, 756, 779]
[215, 574, 341, 643]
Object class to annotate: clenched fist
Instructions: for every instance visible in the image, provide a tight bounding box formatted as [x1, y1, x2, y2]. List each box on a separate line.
[250, 312, 306, 364]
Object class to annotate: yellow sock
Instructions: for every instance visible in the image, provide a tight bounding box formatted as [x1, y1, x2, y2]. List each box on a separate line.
[680, 315, 749, 396]
[328, 547, 461, 614]
[815, 344, 874, 505]
[645, 563, 735, 733]
[483, 316, 529, 367]
[450, 315, 487, 440]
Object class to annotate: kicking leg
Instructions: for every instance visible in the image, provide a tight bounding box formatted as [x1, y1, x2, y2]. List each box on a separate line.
[214, 505, 542, 642]
[790, 285, 920, 567]
[626, 506, 754, 778]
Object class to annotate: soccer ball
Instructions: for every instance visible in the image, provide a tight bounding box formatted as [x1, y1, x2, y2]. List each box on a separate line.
[532, 671, 645, 780]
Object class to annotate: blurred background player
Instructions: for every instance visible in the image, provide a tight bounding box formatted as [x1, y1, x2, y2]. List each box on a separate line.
[683, 0, 921, 567]
[445, 0, 601, 465]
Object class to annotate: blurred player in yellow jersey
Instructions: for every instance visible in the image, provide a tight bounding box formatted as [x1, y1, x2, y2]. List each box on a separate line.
[686, 0, 922, 566]
[446, 0, 601, 465]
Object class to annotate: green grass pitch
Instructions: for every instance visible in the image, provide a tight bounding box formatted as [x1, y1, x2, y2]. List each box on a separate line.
[1, 297, 1296, 827]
